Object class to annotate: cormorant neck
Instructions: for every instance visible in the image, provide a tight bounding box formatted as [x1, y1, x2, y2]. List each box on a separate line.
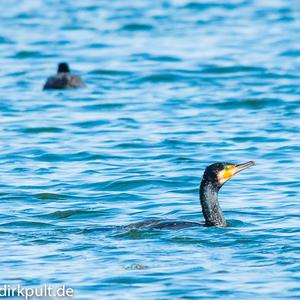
[200, 179, 227, 227]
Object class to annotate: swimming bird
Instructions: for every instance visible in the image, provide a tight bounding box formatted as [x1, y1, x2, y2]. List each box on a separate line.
[124, 161, 255, 229]
[43, 62, 85, 89]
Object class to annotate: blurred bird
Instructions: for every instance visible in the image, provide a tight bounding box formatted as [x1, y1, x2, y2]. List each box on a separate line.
[43, 62, 85, 89]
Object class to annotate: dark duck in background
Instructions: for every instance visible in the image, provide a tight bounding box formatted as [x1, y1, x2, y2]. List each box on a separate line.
[124, 161, 255, 229]
[43, 62, 85, 89]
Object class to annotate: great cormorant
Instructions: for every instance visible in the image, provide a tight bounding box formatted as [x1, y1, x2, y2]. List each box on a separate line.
[123, 161, 255, 229]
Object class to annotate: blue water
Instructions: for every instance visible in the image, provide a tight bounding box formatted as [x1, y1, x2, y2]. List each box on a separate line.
[1, 0, 300, 299]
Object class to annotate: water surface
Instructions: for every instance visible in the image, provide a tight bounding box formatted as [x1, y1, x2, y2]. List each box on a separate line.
[1, 0, 300, 299]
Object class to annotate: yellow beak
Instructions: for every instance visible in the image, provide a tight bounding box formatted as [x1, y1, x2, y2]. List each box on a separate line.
[218, 161, 255, 184]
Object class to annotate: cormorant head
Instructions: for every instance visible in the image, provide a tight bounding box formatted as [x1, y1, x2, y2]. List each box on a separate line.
[203, 161, 255, 188]
[57, 62, 70, 73]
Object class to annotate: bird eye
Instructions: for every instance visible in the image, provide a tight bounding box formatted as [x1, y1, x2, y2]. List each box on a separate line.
[224, 166, 230, 170]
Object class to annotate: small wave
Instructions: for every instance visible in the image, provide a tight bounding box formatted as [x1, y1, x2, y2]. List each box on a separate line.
[183, 2, 239, 10]
[0, 221, 55, 228]
[146, 55, 181, 62]
[201, 65, 265, 74]
[215, 98, 283, 110]
[120, 23, 154, 31]
[89, 69, 134, 76]
[38, 209, 102, 219]
[89, 43, 111, 49]
[115, 142, 150, 149]
[12, 50, 55, 59]
[22, 127, 64, 133]
[34, 193, 69, 200]
[0, 36, 13, 44]
[34, 151, 109, 162]
[132, 53, 181, 62]
[112, 228, 162, 239]
[71, 120, 110, 128]
[137, 73, 186, 83]
[280, 49, 300, 57]
[82, 103, 126, 111]
[101, 178, 179, 191]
